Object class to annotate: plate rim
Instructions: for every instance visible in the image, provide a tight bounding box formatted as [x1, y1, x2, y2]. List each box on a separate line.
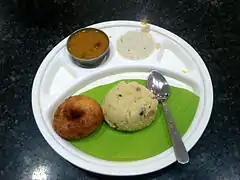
[31, 20, 213, 176]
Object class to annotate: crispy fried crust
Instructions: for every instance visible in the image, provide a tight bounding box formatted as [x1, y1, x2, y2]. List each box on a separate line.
[53, 95, 104, 139]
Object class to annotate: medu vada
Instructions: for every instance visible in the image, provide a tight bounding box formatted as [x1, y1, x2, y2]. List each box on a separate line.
[53, 95, 104, 139]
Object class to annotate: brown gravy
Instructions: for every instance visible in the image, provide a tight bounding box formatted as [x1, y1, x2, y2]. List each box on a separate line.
[68, 29, 109, 60]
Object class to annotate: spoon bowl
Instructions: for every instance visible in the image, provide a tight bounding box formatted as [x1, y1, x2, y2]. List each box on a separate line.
[147, 70, 170, 101]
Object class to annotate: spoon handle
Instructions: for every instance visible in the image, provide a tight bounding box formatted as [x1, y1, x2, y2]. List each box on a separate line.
[161, 101, 189, 164]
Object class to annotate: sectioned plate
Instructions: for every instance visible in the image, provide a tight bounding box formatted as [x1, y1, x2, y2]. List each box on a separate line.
[31, 20, 213, 176]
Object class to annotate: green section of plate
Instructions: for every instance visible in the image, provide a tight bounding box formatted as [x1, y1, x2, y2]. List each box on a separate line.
[69, 79, 199, 161]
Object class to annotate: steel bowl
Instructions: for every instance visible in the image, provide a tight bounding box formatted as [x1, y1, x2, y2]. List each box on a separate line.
[66, 27, 110, 68]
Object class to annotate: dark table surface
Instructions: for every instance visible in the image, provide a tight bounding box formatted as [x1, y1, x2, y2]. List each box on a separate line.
[1, 0, 240, 179]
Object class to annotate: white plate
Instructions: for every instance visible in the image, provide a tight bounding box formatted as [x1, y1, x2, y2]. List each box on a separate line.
[31, 20, 213, 176]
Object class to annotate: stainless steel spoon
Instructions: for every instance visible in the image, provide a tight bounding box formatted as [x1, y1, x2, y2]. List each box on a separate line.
[147, 70, 189, 164]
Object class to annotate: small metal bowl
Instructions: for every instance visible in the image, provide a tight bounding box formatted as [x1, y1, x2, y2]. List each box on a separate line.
[66, 28, 110, 68]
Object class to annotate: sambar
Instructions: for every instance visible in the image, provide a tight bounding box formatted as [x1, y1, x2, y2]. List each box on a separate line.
[67, 28, 109, 60]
